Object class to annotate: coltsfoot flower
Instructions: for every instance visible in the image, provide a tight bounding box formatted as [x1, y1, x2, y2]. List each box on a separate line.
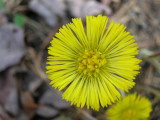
[46, 15, 141, 111]
[106, 93, 152, 120]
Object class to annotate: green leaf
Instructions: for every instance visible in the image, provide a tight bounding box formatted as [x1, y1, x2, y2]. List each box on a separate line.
[13, 14, 26, 27]
[0, 0, 5, 8]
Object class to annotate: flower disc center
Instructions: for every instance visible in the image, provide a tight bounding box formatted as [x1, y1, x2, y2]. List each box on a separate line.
[124, 109, 136, 119]
[78, 50, 106, 75]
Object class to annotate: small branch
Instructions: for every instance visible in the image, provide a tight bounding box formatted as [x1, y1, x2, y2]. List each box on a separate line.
[78, 109, 97, 120]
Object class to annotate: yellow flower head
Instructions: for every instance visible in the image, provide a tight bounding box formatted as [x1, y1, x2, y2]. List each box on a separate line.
[107, 93, 152, 120]
[46, 15, 141, 111]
